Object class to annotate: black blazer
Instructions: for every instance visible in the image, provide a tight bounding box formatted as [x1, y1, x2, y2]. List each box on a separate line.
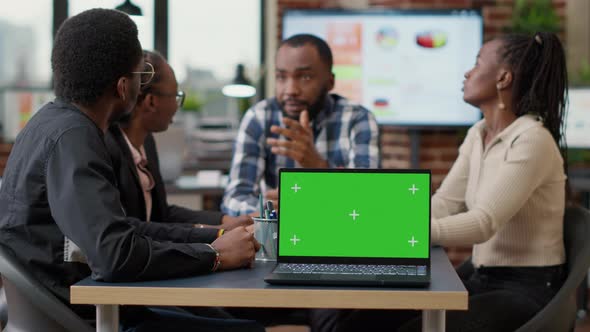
[105, 124, 222, 225]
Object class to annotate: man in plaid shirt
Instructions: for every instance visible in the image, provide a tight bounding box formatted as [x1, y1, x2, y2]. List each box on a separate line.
[222, 34, 380, 216]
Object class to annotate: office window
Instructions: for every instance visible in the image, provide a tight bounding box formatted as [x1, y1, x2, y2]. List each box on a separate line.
[69, 0, 154, 50]
[0, 1, 53, 87]
[0, 1, 54, 142]
[168, 1, 260, 170]
[169, 0, 261, 118]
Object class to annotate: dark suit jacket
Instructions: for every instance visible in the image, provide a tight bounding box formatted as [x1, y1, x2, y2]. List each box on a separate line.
[105, 124, 223, 225]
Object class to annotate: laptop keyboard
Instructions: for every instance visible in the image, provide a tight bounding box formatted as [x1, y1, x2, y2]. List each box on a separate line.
[275, 263, 428, 276]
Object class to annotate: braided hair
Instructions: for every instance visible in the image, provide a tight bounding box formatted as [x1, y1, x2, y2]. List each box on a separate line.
[498, 32, 568, 149]
[498, 32, 570, 197]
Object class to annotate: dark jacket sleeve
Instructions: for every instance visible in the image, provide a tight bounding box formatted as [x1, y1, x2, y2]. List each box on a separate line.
[144, 134, 223, 225]
[126, 217, 218, 243]
[165, 205, 224, 225]
[46, 126, 217, 282]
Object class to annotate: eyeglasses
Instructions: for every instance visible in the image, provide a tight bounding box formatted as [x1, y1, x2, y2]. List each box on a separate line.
[131, 62, 155, 85]
[150, 90, 185, 108]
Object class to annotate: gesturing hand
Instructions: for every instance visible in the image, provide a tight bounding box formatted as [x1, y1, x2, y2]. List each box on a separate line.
[266, 110, 328, 168]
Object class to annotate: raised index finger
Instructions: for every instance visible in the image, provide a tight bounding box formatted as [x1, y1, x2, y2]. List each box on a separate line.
[300, 110, 310, 128]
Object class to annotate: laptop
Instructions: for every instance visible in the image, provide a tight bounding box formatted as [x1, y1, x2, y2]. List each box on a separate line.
[264, 168, 431, 287]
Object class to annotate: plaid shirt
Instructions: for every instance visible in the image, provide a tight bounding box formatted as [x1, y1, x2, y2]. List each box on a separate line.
[221, 94, 380, 216]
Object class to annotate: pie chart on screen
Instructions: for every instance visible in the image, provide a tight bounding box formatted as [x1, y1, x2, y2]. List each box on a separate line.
[416, 31, 448, 49]
[376, 27, 398, 49]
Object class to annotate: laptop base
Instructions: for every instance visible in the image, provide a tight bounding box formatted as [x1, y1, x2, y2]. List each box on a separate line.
[264, 272, 430, 287]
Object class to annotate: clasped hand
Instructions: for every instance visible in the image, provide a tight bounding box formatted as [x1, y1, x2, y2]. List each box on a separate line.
[211, 226, 261, 270]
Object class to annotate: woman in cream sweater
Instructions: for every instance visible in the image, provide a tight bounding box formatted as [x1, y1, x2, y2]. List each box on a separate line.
[312, 31, 569, 332]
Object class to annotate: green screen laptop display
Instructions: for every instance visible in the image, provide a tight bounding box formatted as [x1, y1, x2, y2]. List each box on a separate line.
[278, 169, 430, 259]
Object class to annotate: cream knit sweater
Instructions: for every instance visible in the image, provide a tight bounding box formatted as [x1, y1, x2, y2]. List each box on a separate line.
[431, 115, 566, 267]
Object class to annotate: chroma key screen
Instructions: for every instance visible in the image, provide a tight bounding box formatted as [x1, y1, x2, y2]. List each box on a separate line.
[278, 169, 431, 259]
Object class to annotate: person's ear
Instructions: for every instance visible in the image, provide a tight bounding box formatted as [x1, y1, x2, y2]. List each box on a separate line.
[147, 94, 158, 113]
[327, 72, 335, 91]
[137, 93, 155, 112]
[496, 69, 513, 91]
[116, 77, 128, 102]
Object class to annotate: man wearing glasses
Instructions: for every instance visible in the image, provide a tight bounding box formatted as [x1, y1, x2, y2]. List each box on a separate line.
[0, 9, 263, 332]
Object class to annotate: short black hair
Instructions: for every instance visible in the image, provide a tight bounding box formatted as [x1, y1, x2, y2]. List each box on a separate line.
[280, 34, 333, 70]
[51, 8, 142, 106]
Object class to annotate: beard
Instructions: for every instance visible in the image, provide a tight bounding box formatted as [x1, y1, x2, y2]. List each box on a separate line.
[280, 87, 329, 121]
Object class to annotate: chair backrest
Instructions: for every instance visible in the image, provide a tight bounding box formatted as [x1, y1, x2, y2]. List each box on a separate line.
[516, 205, 590, 332]
[153, 125, 186, 183]
[0, 242, 93, 332]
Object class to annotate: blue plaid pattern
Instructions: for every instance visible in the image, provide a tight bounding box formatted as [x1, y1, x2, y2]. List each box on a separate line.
[221, 94, 380, 216]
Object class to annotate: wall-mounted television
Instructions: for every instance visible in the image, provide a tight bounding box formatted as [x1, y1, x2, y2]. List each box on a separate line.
[565, 88, 590, 149]
[282, 9, 483, 127]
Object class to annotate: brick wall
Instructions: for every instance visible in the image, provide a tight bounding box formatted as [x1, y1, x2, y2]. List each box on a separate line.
[276, 0, 567, 266]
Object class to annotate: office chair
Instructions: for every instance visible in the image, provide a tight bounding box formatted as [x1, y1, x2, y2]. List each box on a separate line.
[515, 205, 590, 332]
[0, 242, 93, 332]
[456, 206, 590, 332]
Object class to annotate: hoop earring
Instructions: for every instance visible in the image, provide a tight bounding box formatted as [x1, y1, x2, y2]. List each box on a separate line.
[496, 84, 506, 110]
